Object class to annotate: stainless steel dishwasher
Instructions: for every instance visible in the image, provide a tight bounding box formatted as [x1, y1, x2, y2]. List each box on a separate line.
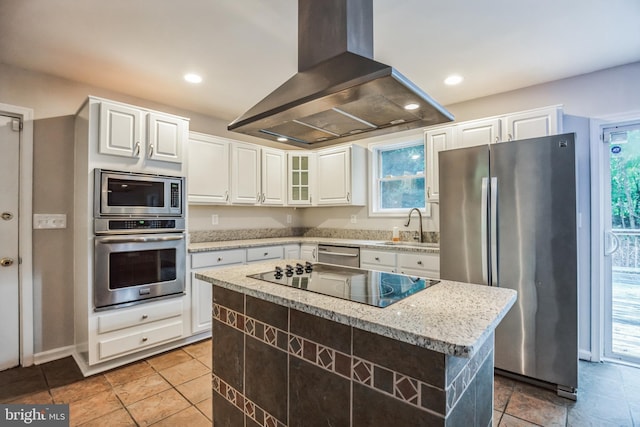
[317, 244, 360, 268]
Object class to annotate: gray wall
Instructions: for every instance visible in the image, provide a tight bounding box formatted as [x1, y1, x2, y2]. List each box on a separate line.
[1, 61, 639, 354]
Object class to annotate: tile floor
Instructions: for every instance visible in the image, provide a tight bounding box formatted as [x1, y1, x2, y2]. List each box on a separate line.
[1, 339, 639, 426]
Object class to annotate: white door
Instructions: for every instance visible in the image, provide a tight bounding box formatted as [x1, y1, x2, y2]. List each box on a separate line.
[317, 147, 351, 205]
[98, 101, 143, 158]
[0, 114, 20, 370]
[231, 143, 261, 204]
[261, 148, 286, 205]
[187, 134, 230, 204]
[455, 118, 501, 147]
[603, 122, 640, 365]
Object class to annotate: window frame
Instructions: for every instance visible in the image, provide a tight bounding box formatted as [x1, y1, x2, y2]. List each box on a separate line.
[368, 137, 431, 217]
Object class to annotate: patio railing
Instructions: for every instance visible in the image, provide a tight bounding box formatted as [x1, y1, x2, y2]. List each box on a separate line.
[612, 229, 640, 271]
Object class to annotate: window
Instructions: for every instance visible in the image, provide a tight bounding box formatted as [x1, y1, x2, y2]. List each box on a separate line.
[369, 139, 429, 216]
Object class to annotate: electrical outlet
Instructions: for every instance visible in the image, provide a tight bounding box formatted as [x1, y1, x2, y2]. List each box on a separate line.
[212, 214, 219, 225]
[286, 214, 292, 224]
[33, 214, 67, 229]
[350, 215, 357, 224]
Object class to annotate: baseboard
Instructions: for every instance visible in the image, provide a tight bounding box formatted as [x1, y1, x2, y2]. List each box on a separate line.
[33, 345, 76, 365]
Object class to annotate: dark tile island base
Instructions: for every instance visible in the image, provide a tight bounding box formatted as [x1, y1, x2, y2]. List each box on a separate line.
[211, 284, 495, 427]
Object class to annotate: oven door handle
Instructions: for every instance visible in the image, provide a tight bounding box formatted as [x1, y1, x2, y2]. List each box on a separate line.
[97, 235, 184, 244]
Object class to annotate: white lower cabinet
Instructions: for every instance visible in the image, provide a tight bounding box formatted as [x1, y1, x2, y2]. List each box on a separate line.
[190, 249, 246, 334]
[246, 245, 284, 263]
[92, 298, 185, 364]
[284, 244, 301, 259]
[301, 244, 317, 262]
[397, 252, 439, 278]
[360, 249, 439, 278]
[360, 249, 396, 273]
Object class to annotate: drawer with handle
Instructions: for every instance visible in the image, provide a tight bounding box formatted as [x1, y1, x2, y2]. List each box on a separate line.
[360, 250, 396, 268]
[191, 249, 246, 268]
[246, 245, 284, 262]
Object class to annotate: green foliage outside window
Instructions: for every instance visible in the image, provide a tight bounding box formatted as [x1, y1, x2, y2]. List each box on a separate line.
[378, 143, 425, 210]
[610, 129, 640, 228]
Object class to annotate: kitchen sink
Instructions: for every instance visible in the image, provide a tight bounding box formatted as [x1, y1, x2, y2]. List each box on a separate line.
[375, 241, 439, 248]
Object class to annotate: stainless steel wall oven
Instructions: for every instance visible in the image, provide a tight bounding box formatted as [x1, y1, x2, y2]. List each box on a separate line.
[93, 169, 186, 310]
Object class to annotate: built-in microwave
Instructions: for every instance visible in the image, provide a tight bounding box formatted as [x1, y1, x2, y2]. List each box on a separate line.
[95, 169, 184, 217]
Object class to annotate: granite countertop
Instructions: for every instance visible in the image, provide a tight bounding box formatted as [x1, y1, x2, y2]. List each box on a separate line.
[196, 260, 516, 358]
[188, 237, 440, 254]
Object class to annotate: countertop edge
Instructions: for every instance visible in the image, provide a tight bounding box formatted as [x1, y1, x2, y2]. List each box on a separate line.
[189, 236, 440, 254]
[196, 261, 517, 358]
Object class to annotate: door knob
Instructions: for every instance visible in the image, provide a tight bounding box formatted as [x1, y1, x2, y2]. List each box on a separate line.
[1, 258, 14, 267]
[1, 212, 13, 221]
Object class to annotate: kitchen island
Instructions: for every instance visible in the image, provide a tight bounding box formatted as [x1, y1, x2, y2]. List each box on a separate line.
[196, 261, 516, 427]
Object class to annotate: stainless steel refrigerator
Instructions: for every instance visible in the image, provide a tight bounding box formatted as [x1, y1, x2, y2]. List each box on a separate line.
[439, 133, 578, 398]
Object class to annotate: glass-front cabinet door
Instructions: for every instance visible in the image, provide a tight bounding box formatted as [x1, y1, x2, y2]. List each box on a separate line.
[288, 152, 315, 206]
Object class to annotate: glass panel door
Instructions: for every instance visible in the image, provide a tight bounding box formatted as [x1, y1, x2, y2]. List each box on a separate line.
[604, 122, 640, 364]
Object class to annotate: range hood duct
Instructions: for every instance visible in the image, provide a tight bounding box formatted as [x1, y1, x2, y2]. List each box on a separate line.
[228, 0, 454, 147]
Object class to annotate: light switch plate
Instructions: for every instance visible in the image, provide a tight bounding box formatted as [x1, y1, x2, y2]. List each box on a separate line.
[33, 214, 67, 229]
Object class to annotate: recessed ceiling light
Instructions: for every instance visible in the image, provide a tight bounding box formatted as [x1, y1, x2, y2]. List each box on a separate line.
[184, 73, 202, 84]
[444, 75, 463, 86]
[404, 103, 420, 110]
[277, 137, 288, 142]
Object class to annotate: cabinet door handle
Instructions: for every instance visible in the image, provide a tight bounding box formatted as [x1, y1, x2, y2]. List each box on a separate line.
[264, 252, 269, 257]
[427, 186, 431, 199]
[141, 314, 148, 320]
[347, 192, 351, 203]
[309, 195, 312, 204]
[262, 193, 266, 203]
[417, 260, 423, 265]
[375, 257, 380, 261]
[507, 133, 513, 141]
[217, 257, 223, 262]
[312, 248, 316, 259]
[256, 192, 261, 203]
[148, 143, 154, 157]
[225, 190, 229, 201]
[142, 337, 148, 342]
[494, 136, 500, 143]
[134, 141, 141, 157]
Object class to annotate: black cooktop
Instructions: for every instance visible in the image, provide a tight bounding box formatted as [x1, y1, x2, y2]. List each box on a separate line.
[248, 263, 439, 308]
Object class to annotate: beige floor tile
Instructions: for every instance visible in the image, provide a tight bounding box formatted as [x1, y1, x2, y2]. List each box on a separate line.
[150, 405, 211, 427]
[147, 349, 193, 372]
[8, 390, 53, 404]
[505, 390, 566, 427]
[127, 388, 191, 426]
[176, 374, 212, 404]
[69, 389, 123, 427]
[114, 373, 172, 406]
[158, 359, 209, 386]
[197, 355, 212, 369]
[498, 413, 540, 426]
[51, 375, 111, 404]
[196, 397, 213, 421]
[494, 375, 515, 411]
[493, 409, 503, 427]
[78, 408, 136, 427]
[104, 361, 156, 387]
[182, 340, 212, 359]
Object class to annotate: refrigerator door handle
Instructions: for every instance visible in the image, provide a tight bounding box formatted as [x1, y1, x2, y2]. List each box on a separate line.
[481, 177, 489, 285]
[490, 177, 499, 286]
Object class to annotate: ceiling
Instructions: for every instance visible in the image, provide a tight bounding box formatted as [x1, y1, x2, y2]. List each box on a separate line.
[1, 0, 639, 123]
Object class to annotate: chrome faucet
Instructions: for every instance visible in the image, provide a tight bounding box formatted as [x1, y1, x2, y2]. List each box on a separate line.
[405, 208, 423, 243]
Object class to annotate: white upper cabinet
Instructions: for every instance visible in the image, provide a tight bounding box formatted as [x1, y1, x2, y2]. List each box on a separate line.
[187, 133, 230, 204]
[231, 142, 261, 204]
[99, 101, 143, 158]
[261, 147, 286, 205]
[230, 143, 286, 205]
[316, 145, 366, 206]
[147, 112, 185, 163]
[288, 152, 315, 206]
[98, 100, 186, 164]
[456, 117, 502, 148]
[503, 107, 561, 141]
[425, 127, 454, 202]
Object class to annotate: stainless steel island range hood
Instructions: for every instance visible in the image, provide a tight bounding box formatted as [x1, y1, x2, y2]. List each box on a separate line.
[228, 0, 454, 148]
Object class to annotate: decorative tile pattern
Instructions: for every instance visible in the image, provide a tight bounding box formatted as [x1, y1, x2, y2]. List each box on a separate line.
[213, 374, 283, 427]
[213, 301, 463, 420]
